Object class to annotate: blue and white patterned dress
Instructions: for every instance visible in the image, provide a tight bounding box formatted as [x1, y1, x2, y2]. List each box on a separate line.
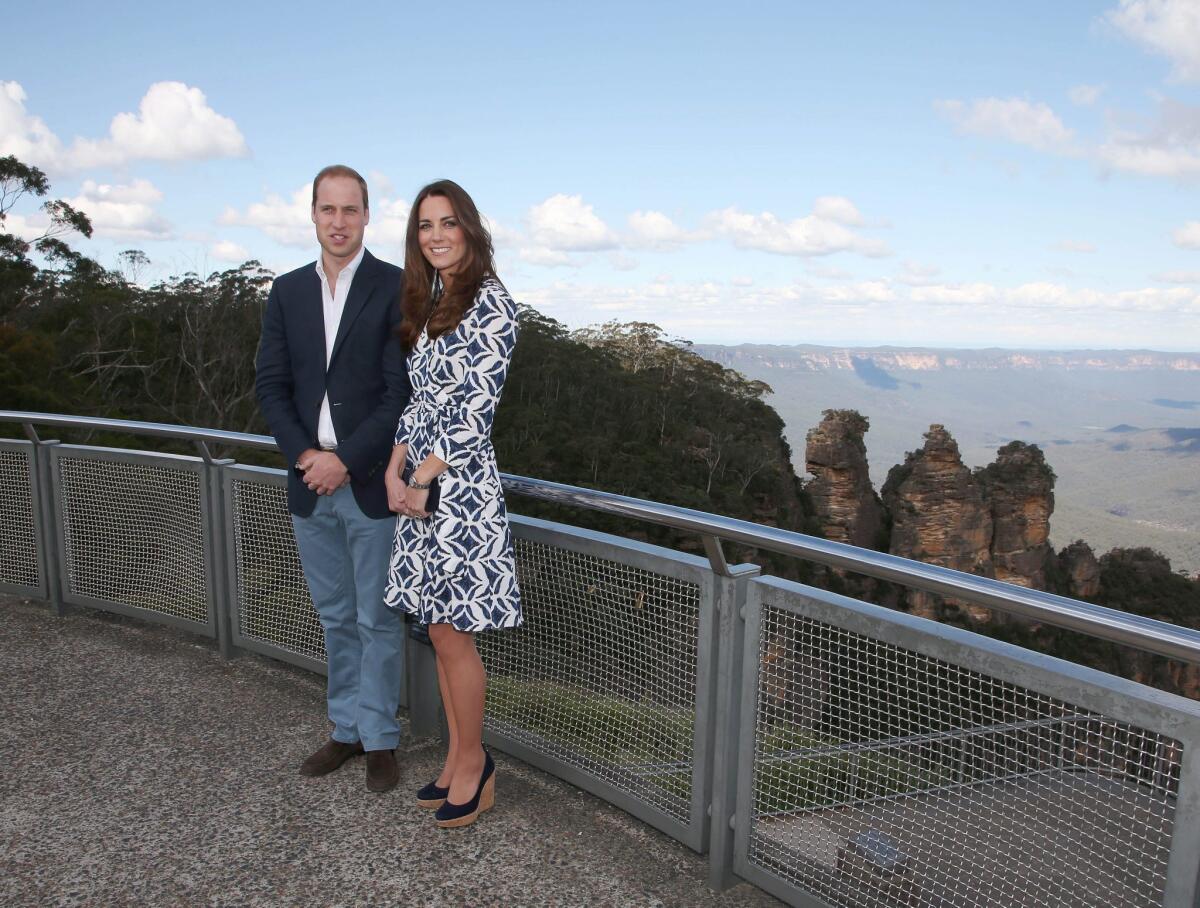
[384, 277, 522, 632]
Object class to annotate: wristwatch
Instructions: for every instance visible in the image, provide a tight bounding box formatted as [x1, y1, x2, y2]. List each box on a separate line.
[408, 476, 433, 490]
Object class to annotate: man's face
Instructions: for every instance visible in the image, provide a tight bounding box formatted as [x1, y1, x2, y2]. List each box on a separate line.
[311, 175, 369, 263]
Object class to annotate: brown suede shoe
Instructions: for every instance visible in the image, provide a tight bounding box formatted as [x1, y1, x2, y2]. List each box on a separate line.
[365, 749, 399, 793]
[299, 738, 364, 777]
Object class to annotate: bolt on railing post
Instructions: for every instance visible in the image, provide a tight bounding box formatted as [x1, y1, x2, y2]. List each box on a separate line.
[24, 423, 65, 617]
[707, 562, 760, 891]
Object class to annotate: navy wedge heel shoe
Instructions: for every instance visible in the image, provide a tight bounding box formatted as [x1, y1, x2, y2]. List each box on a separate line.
[416, 780, 449, 809]
[435, 749, 495, 829]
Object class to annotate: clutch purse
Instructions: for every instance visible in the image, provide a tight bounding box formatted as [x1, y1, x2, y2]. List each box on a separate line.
[402, 463, 441, 514]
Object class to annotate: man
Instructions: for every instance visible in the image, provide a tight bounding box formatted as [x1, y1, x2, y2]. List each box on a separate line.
[256, 164, 408, 792]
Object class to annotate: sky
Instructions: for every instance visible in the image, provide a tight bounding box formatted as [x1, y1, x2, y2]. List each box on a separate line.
[3, 0, 1200, 350]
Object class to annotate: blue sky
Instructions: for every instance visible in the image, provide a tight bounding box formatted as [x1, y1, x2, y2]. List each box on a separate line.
[4, 0, 1200, 349]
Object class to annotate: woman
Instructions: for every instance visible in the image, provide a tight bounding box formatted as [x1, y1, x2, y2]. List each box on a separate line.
[383, 179, 521, 829]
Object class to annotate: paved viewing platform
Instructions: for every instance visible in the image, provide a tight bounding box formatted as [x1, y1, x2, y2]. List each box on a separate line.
[0, 596, 780, 907]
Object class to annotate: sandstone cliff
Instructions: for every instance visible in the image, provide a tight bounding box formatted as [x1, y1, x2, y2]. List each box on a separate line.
[1059, 540, 1101, 599]
[805, 410, 885, 551]
[796, 411, 1200, 704]
[881, 425, 994, 622]
[977, 441, 1055, 591]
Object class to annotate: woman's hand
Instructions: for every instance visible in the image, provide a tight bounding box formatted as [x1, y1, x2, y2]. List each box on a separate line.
[403, 484, 431, 519]
[392, 451, 445, 519]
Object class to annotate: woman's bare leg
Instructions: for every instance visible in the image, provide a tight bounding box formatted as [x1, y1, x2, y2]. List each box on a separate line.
[434, 652, 458, 788]
[429, 622, 487, 804]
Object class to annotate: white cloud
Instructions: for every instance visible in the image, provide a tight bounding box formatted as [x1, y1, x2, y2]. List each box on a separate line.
[1153, 269, 1200, 283]
[941, 91, 1200, 181]
[1098, 97, 1200, 178]
[626, 210, 698, 250]
[367, 170, 394, 200]
[0, 81, 247, 172]
[509, 194, 620, 265]
[77, 82, 247, 168]
[895, 261, 942, 285]
[731, 275, 754, 287]
[527, 194, 618, 251]
[519, 246, 576, 267]
[221, 183, 409, 254]
[1173, 220, 1200, 249]
[1108, 0, 1200, 83]
[706, 202, 889, 258]
[1, 211, 45, 242]
[69, 179, 171, 240]
[936, 97, 1075, 153]
[1051, 239, 1097, 253]
[515, 277, 1199, 347]
[0, 82, 65, 167]
[1099, 141, 1200, 176]
[489, 194, 886, 271]
[609, 252, 638, 271]
[210, 240, 249, 263]
[1069, 84, 1105, 106]
[909, 279, 1199, 314]
[368, 196, 411, 251]
[812, 196, 865, 226]
[805, 263, 855, 280]
[482, 213, 520, 249]
[819, 281, 897, 303]
[220, 184, 312, 247]
[909, 282, 999, 306]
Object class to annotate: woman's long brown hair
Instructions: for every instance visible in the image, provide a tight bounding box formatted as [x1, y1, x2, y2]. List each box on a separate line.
[397, 180, 498, 350]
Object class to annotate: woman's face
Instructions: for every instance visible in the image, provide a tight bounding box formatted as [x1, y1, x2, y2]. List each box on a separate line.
[418, 195, 467, 276]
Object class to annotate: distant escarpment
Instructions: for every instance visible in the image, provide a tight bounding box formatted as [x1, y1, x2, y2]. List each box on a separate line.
[697, 344, 1200, 373]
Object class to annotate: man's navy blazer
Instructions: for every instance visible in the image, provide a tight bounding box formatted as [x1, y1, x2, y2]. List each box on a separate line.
[255, 249, 409, 519]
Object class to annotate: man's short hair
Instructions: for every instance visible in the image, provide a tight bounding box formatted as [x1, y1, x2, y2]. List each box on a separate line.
[312, 165, 369, 210]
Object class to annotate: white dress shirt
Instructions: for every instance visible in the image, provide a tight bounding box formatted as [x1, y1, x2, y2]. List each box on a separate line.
[314, 245, 366, 449]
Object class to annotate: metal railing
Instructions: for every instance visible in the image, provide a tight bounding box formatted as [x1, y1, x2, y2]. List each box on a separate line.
[4, 410, 1200, 908]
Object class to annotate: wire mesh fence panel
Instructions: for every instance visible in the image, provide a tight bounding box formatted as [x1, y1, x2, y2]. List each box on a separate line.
[478, 534, 703, 826]
[0, 444, 40, 592]
[741, 583, 1187, 908]
[229, 476, 324, 664]
[56, 452, 208, 625]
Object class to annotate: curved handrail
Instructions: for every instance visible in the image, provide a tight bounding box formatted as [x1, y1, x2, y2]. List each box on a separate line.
[0, 410, 278, 452]
[5, 409, 1200, 666]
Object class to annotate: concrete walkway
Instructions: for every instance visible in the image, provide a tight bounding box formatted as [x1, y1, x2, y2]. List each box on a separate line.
[0, 597, 781, 907]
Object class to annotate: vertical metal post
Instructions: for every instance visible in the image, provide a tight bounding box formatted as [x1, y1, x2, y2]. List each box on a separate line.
[707, 562, 760, 890]
[405, 630, 444, 739]
[24, 424, 65, 616]
[197, 445, 236, 659]
[1162, 734, 1200, 907]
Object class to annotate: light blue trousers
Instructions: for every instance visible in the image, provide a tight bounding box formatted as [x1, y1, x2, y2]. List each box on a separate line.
[291, 486, 404, 751]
